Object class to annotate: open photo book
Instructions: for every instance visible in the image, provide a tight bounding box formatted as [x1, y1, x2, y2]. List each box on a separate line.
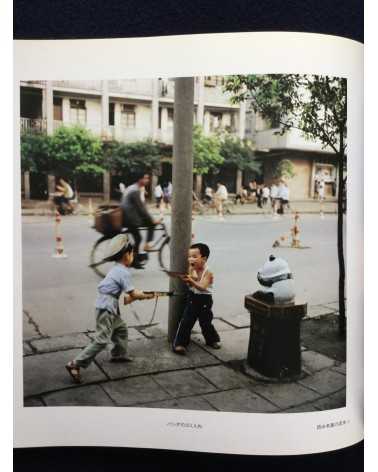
[14, 32, 363, 456]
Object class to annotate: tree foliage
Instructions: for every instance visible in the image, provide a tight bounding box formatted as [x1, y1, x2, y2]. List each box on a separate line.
[48, 126, 104, 177]
[20, 132, 51, 173]
[218, 132, 261, 174]
[103, 139, 162, 175]
[224, 74, 346, 157]
[273, 159, 295, 180]
[193, 125, 223, 175]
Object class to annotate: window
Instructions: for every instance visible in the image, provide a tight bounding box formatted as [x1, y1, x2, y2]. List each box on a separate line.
[210, 112, 223, 131]
[158, 107, 174, 128]
[121, 104, 136, 128]
[205, 76, 224, 87]
[53, 97, 63, 121]
[69, 99, 86, 124]
[204, 76, 216, 87]
[109, 103, 115, 126]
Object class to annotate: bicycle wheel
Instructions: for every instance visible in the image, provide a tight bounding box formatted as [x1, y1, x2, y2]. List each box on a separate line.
[90, 235, 114, 278]
[158, 238, 171, 270]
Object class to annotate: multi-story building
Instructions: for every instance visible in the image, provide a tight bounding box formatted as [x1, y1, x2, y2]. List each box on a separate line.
[247, 113, 340, 200]
[20, 77, 247, 200]
[20, 78, 339, 201]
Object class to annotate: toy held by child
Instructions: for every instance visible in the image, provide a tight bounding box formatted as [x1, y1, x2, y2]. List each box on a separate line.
[172, 243, 221, 355]
[65, 234, 155, 384]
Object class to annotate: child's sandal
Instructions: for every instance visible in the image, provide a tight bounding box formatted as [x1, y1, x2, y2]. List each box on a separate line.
[173, 346, 186, 355]
[65, 361, 82, 384]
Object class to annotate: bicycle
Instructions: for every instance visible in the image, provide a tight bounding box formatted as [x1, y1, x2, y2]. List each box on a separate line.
[89, 222, 171, 278]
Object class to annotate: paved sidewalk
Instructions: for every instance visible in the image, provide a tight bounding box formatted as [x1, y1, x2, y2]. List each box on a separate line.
[21, 198, 338, 216]
[23, 310, 346, 412]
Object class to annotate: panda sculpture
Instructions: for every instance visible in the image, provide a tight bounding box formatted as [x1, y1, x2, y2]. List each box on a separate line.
[253, 255, 295, 305]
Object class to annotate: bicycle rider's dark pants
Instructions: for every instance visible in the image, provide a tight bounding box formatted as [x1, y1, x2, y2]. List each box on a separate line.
[173, 293, 220, 348]
[127, 223, 154, 258]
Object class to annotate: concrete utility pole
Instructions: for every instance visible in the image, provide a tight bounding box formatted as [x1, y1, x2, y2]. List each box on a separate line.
[168, 77, 195, 342]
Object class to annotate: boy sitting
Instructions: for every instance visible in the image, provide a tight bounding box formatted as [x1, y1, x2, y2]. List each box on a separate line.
[66, 234, 155, 383]
[173, 243, 221, 354]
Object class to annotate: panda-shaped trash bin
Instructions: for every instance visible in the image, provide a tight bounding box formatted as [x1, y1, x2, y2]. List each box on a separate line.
[253, 255, 295, 305]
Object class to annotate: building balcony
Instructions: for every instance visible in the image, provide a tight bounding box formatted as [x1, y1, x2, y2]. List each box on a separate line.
[108, 79, 154, 97]
[255, 128, 331, 152]
[20, 117, 46, 133]
[52, 80, 103, 93]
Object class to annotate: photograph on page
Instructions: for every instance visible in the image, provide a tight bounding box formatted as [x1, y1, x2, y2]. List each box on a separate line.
[20, 74, 347, 413]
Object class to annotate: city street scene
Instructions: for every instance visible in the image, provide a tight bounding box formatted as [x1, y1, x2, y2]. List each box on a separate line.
[20, 75, 347, 412]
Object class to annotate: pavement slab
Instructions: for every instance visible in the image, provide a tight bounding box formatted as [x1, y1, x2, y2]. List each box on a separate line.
[299, 370, 346, 396]
[43, 385, 115, 406]
[332, 363, 346, 375]
[196, 365, 252, 390]
[23, 311, 39, 338]
[95, 337, 220, 380]
[249, 382, 321, 409]
[312, 389, 346, 410]
[152, 370, 217, 397]
[300, 315, 346, 362]
[306, 305, 336, 318]
[139, 327, 167, 339]
[323, 302, 340, 311]
[302, 350, 336, 373]
[222, 313, 250, 328]
[140, 396, 217, 411]
[102, 375, 171, 406]
[203, 388, 279, 413]
[30, 333, 91, 353]
[211, 318, 236, 332]
[24, 397, 44, 407]
[281, 404, 320, 413]
[194, 329, 249, 362]
[23, 342, 34, 356]
[23, 349, 108, 397]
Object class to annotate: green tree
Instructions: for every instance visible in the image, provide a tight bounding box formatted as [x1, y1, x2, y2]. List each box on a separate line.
[193, 125, 223, 175]
[103, 139, 161, 175]
[274, 159, 295, 180]
[48, 125, 104, 177]
[218, 132, 261, 174]
[225, 74, 347, 335]
[20, 132, 51, 173]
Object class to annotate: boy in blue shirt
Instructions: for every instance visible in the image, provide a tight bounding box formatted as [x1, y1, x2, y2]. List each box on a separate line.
[66, 234, 154, 383]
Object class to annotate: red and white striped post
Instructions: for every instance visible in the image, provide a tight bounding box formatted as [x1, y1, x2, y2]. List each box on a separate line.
[52, 210, 68, 258]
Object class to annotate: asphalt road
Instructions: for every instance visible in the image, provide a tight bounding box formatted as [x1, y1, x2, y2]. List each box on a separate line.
[21, 213, 345, 337]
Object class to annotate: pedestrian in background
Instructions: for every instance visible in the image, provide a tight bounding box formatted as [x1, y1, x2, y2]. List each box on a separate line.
[154, 182, 163, 214]
[256, 184, 263, 208]
[214, 182, 228, 220]
[270, 182, 278, 215]
[262, 184, 270, 207]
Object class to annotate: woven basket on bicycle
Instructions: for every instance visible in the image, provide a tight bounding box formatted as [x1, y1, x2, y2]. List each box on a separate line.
[94, 205, 124, 236]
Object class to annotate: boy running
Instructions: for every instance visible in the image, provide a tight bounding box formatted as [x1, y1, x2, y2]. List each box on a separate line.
[65, 234, 155, 383]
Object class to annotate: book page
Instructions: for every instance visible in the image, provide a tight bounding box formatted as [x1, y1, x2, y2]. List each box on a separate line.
[14, 32, 363, 455]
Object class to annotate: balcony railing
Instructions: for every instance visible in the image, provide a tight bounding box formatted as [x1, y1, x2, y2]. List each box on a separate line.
[255, 128, 329, 152]
[52, 80, 102, 92]
[20, 118, 46, 133]
[108, 79, 154, 97]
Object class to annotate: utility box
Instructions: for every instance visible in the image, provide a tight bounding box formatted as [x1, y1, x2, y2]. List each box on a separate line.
[244, 295, 307, 380]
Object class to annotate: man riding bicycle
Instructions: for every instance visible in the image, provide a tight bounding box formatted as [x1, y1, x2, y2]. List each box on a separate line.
[121, 172, 161, 269]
